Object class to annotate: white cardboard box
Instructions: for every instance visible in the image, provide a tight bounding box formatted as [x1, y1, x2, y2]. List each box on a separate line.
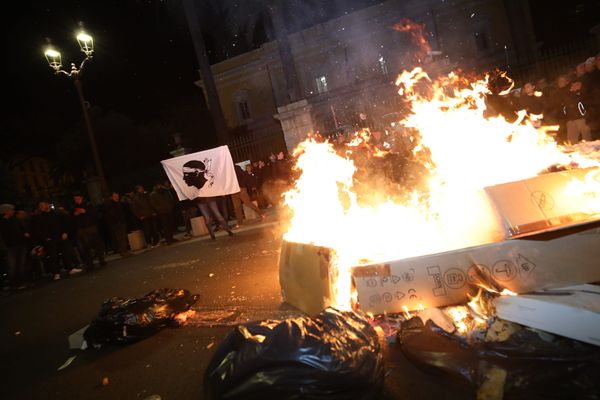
[351, 222, 600, 314]
[494, 284, 600, 346]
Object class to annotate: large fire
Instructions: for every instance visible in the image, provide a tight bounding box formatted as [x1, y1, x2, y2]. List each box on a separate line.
[282, 67, 598, 310]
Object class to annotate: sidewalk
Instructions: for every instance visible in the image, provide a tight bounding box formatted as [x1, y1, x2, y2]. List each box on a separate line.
[104, 207, 283, 262]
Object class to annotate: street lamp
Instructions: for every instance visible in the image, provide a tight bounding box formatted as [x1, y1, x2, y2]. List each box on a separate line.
[44, 30, 108, 193]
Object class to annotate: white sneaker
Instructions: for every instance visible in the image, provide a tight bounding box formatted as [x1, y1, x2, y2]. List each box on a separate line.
[69, 268, 83, 275]
[53, 274, 61, 281]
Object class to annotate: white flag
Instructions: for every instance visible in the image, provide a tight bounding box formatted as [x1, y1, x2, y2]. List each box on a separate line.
[161, 146, 240, 201]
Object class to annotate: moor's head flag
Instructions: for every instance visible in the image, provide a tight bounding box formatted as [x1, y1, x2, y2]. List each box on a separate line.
[161, 146, 240, 200]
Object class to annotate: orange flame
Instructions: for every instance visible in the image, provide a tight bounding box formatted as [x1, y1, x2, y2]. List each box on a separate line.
[283, 68, 598, 310]
[393, 19, 432, 62]
[174, 309, 196, 324]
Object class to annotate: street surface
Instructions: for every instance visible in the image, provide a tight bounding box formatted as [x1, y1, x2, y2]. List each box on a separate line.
[1, 218, 469, 400]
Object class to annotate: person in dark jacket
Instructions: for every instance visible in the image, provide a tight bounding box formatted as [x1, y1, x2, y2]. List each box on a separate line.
[31, 200, 77, 280]
[104, 192, 132, 257]
[150, 183, 177, 245]
[518, 82, 545, 116]
[72, 194, 106, 270]
[232, 165, 264, 225]
[562, 79, 591, 144]
[0, 204, 30, 290]
[131, 185, 160, 247]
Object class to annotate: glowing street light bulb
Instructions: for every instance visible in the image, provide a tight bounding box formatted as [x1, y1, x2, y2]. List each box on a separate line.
[76, 31, 94, 56]
[44, 48, 62, 71]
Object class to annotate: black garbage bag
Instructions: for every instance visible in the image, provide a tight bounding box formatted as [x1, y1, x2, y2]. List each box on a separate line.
[84, 288, 199, 346]
[397, 316, 600, 399]
[204, 307, 384, 400]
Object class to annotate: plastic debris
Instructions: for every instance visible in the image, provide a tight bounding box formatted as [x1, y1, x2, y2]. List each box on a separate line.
[57, 356, 77, 371]
[396, 316, 600, 398]
[83, 288, 199, 347]
[204, 307, 384, 400]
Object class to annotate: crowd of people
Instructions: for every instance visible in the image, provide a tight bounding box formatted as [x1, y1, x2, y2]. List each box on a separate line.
[0, 151, 293, 293]
[486, 54, 600, 143]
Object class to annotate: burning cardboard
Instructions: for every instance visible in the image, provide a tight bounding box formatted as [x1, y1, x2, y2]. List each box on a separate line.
[353, 167, 600, 314]
[279, 241, 335, 315]
[280, 168, 600, 315]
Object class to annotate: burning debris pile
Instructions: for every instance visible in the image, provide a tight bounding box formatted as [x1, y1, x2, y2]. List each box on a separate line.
[277, 65, 600, 397]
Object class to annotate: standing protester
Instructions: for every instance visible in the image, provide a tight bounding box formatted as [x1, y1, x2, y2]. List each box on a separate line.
[31, 201, 79, 280]
[232, 165, 265, 225]
[583, 56, 600, 136]
[195, 196, 233, 240]
[72, 194, 106, 271]
[518, 82, 545, 115]
[150, 183, 177, 245]
[104, 192, 132, 258]
[255, 160, 271, 208]
[15, 208, 36, 282]
[563, 77, 591, 144]
[131, 185, 160, 247]
[0, 204, 30, 290]
[549, 75, 572, 144]
[245, 164, 260, 202]
[179, 199, 199, 239]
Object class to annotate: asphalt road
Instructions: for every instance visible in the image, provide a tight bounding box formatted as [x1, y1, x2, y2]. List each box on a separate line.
[1, 220, 470, 400]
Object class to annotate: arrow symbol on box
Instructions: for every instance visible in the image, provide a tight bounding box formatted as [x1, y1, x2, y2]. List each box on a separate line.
[517, 254, 536, 277]
[396, 291, 405, 300]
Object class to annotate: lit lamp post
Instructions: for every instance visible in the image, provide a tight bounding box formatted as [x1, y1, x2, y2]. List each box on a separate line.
[44, 31, 108, 193]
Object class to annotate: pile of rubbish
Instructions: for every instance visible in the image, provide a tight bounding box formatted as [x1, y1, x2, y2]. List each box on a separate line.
[204, 308, 384, 400]
[372, 283, 600, 399]
[204, 281, 600, 399]
[83, 288, 199, 347]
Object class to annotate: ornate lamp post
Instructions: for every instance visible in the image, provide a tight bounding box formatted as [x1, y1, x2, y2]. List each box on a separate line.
[44, 31, 108, 193]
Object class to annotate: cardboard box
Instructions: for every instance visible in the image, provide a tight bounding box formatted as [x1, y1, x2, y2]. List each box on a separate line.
[494, 284, 600, 346]
[353, 168, 600, 314]
[352, 222, 600, 314]
[279, 241, 335, 315]
[485, 167, 600, 238]
[280, 168, 600, 315]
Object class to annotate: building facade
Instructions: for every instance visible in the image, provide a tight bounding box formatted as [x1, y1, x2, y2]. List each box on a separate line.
[196, 0, 537, 157]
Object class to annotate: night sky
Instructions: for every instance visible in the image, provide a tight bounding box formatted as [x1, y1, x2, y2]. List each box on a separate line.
[0, 0, 598, 169]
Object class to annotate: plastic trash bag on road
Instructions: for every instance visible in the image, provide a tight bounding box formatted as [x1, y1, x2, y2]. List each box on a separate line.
[84, 288, 199, 346]
[204, 307, 384, 400]
[397, 316, 600, 399]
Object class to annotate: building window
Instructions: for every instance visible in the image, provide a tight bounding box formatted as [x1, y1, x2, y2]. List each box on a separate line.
[238, 100, 251, 120]
[474, 32, 489, 51]
[379, 56, 388, 75]
[234, 89, 251, 123]
[315, 75, 328, 94]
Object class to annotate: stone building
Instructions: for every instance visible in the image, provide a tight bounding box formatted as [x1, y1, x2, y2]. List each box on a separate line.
[196, 0, 537, 156]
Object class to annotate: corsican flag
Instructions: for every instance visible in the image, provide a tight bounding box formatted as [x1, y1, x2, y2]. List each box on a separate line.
[161, 146, 240, 200]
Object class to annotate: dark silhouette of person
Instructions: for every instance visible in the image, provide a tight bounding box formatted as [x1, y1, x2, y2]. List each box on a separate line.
[183, 160, 208, 189]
